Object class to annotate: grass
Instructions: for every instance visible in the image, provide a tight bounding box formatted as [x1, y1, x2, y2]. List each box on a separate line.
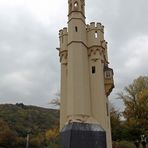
[113, 141, 136, 148]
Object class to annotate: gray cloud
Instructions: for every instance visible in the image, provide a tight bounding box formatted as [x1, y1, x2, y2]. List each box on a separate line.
[0, 0, 148, 109]
[86, 0, 148, 109]
[0, 6, 60, 107]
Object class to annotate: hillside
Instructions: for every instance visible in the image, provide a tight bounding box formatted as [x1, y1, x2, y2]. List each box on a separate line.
[0, 103, 59, 148]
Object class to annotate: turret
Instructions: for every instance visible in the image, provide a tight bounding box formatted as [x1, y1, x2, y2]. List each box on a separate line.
[87, 22, 104, 48]
[67, 0, 91, 121]
[68, 0, 87, 45]
[58, 28, 68, 130]
[59, 28, 68, 64]
[59, 27, 68, 52]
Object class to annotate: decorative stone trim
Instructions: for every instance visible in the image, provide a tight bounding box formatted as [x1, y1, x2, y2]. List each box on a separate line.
[59, 50, 68, 64]
[68, 17, 86, 24]
[68, 11, 86, 19]
[88, 47, 104, 57]
[88, 45, 105, 50]
[68, 41, 87, 48]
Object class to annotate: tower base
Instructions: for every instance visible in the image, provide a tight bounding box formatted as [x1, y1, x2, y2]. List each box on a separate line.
[60, 122, 107, 148]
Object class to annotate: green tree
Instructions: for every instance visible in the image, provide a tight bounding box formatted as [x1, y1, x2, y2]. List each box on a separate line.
[110, 105, 122, 141]
[119, 76, 148, 139]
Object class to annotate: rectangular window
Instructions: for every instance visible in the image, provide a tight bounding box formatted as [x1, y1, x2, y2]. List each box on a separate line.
[75, 26, 78, 32]
[105, 71, 111, 78]
[92, 66, 96, 74]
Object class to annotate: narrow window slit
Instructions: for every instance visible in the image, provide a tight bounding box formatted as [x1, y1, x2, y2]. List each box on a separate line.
[92, 66, 96, 74]
[95, 31, 98, 38]
[75, 26, 78, 32]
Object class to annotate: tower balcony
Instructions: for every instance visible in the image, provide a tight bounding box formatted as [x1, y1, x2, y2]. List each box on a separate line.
[104, 66, 114, 96]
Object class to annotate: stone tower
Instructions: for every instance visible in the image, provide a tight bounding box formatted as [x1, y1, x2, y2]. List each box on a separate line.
[57, 0, 114, 147]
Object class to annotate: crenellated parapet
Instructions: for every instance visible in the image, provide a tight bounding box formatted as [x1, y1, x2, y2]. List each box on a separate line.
[87, 22, 104, 32]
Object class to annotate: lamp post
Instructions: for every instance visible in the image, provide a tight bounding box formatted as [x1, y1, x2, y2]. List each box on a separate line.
[26, 131, 30, 148]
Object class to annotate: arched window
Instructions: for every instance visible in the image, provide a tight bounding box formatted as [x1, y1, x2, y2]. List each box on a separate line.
[95, 31, 98, 38]
[74, 2, 78, 7]
[74, 1, 79, 10]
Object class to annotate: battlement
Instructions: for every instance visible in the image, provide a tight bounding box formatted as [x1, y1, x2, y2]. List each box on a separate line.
[101, 40, 108, 49]
[59, 27, 68, 37]
[68, 0, 85, 3]
[87, 22, 104, 32]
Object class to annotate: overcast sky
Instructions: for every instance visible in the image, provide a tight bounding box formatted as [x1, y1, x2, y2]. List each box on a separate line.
[0, 0, 148, 110]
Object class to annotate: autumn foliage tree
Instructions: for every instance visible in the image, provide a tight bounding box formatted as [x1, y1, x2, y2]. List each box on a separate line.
[45, 127, 59, 148]
[119, 76, 148, 139]
[0, 119, 17, 147]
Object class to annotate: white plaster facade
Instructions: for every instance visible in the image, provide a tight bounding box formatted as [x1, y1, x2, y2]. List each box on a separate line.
[58, 0, 114, 147]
